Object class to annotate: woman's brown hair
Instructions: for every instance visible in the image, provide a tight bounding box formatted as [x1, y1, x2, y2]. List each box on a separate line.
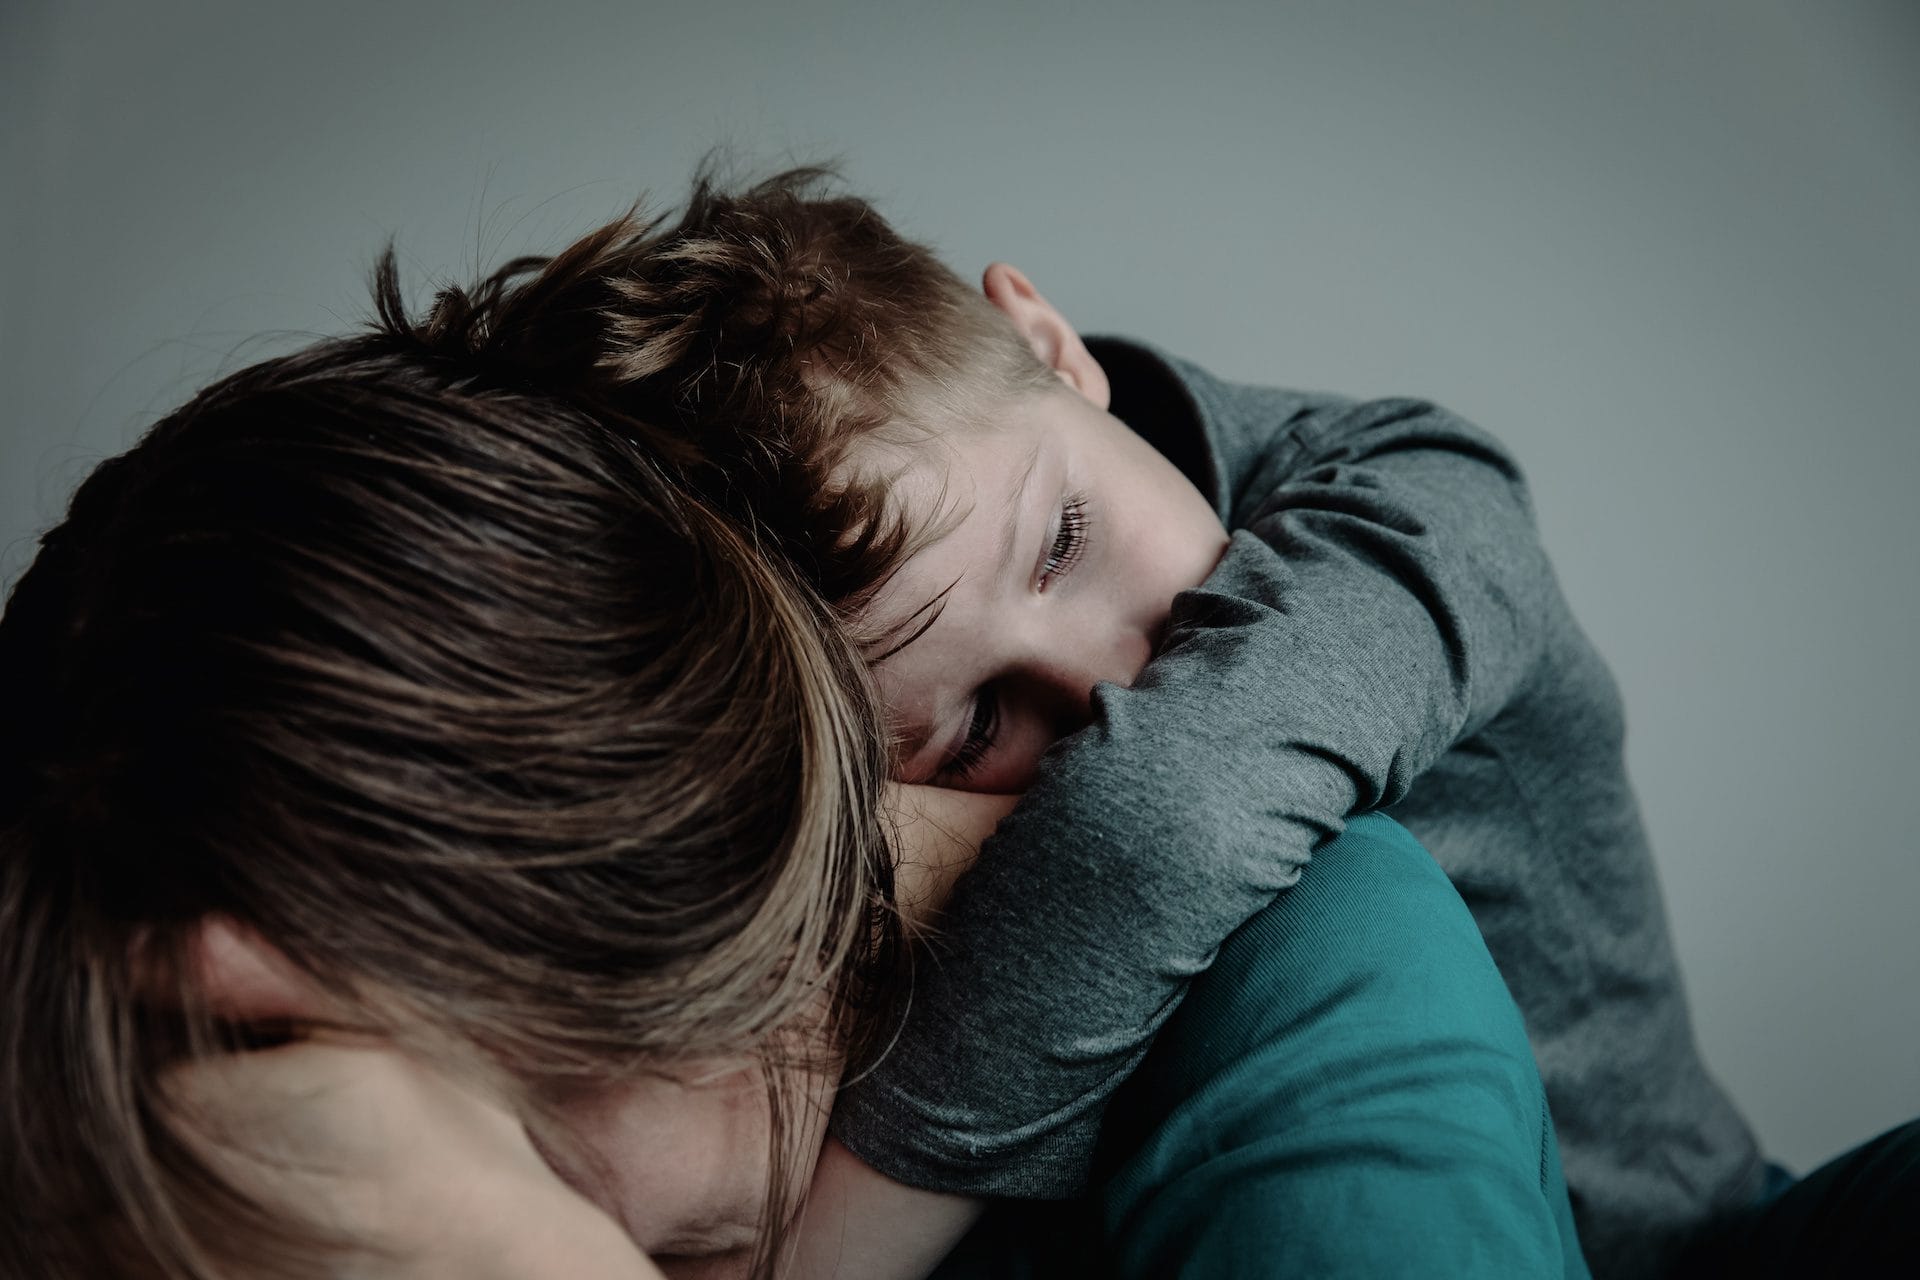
[0, 245, 899, 1277]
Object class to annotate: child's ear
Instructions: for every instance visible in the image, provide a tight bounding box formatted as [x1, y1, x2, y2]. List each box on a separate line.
[981, 263, 1111, 410]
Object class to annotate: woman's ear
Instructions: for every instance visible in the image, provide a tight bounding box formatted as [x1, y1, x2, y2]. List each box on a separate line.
[981, 263, 1111, 411]
[186, 916, 344, 1025]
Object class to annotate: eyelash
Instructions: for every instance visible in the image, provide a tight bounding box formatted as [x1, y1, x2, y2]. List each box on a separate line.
[941, 686, 1000, 782]
[1040, 493, 1090, 590]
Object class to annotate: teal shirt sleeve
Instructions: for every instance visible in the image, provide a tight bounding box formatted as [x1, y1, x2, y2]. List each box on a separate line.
[935, 814, 1589, 1279]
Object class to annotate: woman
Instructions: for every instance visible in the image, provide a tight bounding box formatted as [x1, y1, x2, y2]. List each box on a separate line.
[0, 245, 909, 1278]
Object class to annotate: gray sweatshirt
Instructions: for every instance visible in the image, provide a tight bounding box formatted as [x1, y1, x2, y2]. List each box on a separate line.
[831, 338, 1763, 1279]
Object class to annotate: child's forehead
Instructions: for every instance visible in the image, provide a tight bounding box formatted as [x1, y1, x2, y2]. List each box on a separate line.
[851, 399, 1042, 495]
[868, 439, 1047, 616]
[867, 428, 1043, 551]
[832, 392, 1062, 643]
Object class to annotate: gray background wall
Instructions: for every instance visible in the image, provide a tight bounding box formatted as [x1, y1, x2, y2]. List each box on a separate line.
[4, 1, 1915, 1172]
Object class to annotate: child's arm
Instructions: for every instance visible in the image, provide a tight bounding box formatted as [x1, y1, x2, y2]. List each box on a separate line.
[831, 391, 1559, 1201]
[794, 821, 1589, 1280]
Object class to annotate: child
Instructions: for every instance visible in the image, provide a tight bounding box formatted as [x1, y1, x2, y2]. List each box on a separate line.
[569, 169, 1765, 1278]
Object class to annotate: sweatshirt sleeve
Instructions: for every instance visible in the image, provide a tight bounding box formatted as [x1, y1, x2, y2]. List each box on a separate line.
[830, 394, 1561, 1197]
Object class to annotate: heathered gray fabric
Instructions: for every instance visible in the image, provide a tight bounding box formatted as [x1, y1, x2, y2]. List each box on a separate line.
[831, 339, 1764, 1279]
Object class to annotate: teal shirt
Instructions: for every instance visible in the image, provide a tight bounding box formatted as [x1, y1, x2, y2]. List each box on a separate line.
[936, 814, 1588, 1278]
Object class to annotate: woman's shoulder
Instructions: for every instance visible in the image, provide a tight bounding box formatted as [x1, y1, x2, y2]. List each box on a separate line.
[934, 811, 1587, 1279]
[1111, 811, 1518, 1131]
[1096, 810, 1589, 1277]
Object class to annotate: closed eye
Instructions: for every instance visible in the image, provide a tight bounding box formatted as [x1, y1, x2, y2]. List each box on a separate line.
[937, 685, 1000, 783]
[1040, 493, 1090, 590]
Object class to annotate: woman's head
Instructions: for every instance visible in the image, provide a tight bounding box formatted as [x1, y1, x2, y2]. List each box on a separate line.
[0, 248, 898, 1277]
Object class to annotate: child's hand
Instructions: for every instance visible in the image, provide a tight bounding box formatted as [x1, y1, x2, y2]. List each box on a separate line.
[884, 783, 1019, 923]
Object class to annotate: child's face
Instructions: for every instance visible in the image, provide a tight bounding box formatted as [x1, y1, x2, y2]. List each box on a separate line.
[858, 271, 1228, 792]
